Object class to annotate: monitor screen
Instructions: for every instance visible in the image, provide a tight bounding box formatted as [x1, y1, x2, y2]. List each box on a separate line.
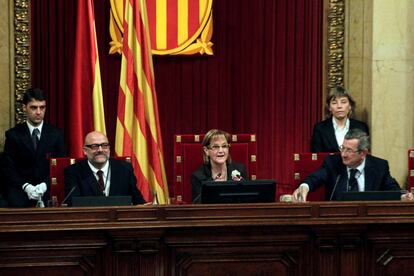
[200, 180, 276, 204]
[340, 191, 403, 201]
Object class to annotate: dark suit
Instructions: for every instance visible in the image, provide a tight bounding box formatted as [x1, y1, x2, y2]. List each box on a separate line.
[2, 123, 65, 207]
[311, 118, 369, 152]
[304, 154, 400, 200]
[191, 162, 247, 203]
[64, 158, 145, 206]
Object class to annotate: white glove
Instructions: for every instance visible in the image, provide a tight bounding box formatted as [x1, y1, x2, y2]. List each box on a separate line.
[35, 182, 47, 195]
[24, 184, 40, 200]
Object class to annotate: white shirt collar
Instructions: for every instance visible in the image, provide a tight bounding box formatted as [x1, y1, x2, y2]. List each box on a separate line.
[87, 160, 110, 176]
[332, 117, 350, 131]
[347, 157, 366, 174]
[87, 160, 111, 195]
[26, 120, 43, 135]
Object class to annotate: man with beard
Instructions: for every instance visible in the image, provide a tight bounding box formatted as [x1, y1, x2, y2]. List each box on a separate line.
[63, 131, 145, 206]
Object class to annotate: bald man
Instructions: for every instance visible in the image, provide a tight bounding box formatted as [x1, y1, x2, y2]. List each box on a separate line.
[63, 131, 145, 206]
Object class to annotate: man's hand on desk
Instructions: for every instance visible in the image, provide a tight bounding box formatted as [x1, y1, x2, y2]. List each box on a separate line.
[292, 184, 309, 203]
[401, 190, 414, 201]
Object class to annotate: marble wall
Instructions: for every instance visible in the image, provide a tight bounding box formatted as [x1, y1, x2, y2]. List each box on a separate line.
[344, 0, 372, 123]
[345, 0, 414, 187]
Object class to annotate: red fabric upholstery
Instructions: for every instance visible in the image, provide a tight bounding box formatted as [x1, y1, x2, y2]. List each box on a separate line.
[408, 149, 414, 190]
[50, 156, 132, 205]
[173, 134, 257, 204]
[50, 158, 78, 204]
[293, 152, 333, 201]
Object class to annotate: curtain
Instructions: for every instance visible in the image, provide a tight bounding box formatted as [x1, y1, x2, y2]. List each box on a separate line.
[31, 0, 323, 191]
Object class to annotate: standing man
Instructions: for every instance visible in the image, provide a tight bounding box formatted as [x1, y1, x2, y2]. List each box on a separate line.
[2, 88, 66, 207]
[293, 129, 400, 201]
[64, 131, 145, 206]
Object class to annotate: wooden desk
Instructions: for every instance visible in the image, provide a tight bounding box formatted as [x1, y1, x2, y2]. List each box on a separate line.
[1, 202, 414, 276]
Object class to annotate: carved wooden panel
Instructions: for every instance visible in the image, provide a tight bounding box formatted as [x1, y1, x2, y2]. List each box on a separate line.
[165, 227, 310, 276]
[1, 202, 414, 275]
[367, 225, 414, 276]
[0, 231, 107, 276]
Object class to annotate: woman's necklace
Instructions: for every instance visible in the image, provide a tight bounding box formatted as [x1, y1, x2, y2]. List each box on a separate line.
[213, 170, 227, 181]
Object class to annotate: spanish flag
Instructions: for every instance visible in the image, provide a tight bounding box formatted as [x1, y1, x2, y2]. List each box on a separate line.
[115, 0, 169, 204]
[69, 0, 106, 157]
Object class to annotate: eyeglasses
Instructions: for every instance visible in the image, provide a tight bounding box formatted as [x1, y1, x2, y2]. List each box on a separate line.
[339, 145, 360, 154]
[208, 144, 230, 151]
[84, 143, 110, 151]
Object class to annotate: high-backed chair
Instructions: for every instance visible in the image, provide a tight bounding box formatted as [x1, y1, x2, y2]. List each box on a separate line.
[293, 152, 333, 201]
[50, 158, 78, 205]
[50, 156, 132, 205]
[408, 149, 414, 190]
[173, 134, 257, 204]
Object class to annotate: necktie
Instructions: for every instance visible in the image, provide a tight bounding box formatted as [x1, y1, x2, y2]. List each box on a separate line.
[32, 128, 40, 150]
[348, 169, 358, 191]
[97, 170, 105, 193]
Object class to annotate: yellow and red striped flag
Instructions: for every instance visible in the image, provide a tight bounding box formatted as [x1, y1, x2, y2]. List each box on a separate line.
[115, 0, 169, 203]
[69, 0, 106, 157]
[109, 0, 213, 55]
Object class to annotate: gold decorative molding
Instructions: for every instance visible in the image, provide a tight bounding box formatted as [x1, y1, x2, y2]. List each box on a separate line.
[14, 0, 31, 124]
[326, 0, 345, 89]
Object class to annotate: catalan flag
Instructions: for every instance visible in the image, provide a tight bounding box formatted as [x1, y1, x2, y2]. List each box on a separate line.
[69, 0, 106, 157]
[109, 0, 213, 55]
[115, 0, 169, 203]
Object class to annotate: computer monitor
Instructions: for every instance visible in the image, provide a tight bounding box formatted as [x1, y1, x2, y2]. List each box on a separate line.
[200, 180, 276, 204]
[340, 190, 403, 201]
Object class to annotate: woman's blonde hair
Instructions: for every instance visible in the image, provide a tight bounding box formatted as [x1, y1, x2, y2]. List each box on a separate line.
[202, 129, 232, 164]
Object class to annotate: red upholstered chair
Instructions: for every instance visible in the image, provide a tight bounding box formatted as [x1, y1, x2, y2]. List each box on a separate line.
[50, 158, 78, 204]
[50, 156, 132, 205]
[173, 134, 257, 204]
[408, 149, 414, 190]
[293, 152, 333, 201]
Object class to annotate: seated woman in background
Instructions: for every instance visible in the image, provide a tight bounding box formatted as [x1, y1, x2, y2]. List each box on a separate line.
[191, 129, 247, 203]
[311, 86, 369, 152]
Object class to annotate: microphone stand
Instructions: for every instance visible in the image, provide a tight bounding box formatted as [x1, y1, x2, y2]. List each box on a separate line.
[329, 174, 341, 201]
[152, 192, 158, 205]
[60, 186, 76, 207]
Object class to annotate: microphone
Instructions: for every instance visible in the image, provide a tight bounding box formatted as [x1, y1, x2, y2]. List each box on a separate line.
[214, 173, 222, 180]
[192, 193, 201, 204]
[152, 192, 158, 205]
[329, 174, 341, 201]
[61, 186, 76, 207]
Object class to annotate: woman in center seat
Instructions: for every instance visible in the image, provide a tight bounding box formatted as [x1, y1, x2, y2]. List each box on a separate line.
[191, 129, 247, 203]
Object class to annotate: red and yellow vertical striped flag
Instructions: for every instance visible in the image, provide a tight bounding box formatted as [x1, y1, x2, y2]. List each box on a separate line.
[69, 0, 106, 157]
[115, 0, 169, 203]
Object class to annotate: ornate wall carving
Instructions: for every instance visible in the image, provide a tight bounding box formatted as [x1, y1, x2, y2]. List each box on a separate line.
[326, 0, 345, 89]
[14, 0, 31, 124]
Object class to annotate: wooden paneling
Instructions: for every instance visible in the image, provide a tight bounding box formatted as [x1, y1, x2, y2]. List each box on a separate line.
[1, 202, 414, 275]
